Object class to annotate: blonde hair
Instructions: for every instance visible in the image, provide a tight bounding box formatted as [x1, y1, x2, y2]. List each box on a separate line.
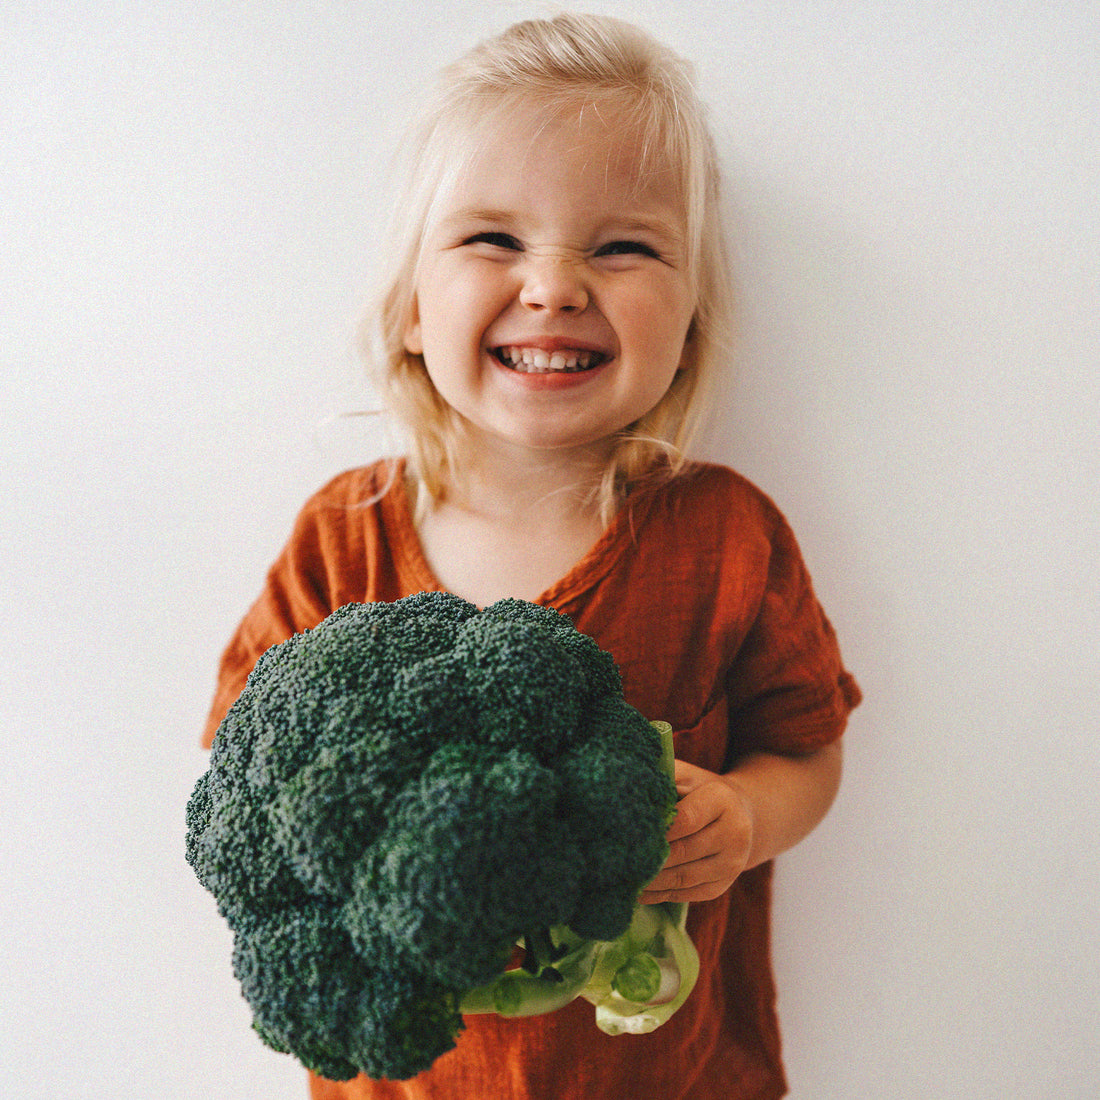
[365, 12, 735, 517]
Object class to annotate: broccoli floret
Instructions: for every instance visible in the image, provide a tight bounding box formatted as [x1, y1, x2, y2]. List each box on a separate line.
[186, 593, 697, 1081]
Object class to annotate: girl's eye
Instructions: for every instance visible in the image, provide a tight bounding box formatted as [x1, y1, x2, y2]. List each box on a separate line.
[465, 231, 522, 251]
[594, 240, 661, 259]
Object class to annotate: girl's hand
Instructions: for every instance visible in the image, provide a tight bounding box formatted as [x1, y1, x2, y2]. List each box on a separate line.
[640, 741, 844, 906]
[639, 760, 755, 905]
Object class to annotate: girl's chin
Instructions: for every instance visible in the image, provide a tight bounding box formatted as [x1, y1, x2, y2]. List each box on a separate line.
[457, 420, 620, 461]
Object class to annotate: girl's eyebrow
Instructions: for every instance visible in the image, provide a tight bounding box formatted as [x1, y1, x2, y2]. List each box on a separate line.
[606, 215, 685, 243]
[443, 208, 684, 241]
[440, 207, 518, 228]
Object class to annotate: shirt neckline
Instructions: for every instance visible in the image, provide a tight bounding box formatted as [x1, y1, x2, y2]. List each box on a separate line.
[380, 457, 652, 611]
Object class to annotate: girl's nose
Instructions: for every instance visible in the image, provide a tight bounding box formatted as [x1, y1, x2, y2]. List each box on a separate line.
[518, 256, 589, 314]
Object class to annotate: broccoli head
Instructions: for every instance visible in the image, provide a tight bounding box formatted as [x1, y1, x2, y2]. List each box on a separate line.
[186, 592, 695, 1081]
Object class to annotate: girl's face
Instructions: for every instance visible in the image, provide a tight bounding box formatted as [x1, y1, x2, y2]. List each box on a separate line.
[404, 100, 696, 462]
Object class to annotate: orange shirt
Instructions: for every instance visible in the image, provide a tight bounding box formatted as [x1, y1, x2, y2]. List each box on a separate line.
[202, 459, 860, 1100]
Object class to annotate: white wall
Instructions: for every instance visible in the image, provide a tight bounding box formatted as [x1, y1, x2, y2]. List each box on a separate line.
[3, 2, 1096, 1097]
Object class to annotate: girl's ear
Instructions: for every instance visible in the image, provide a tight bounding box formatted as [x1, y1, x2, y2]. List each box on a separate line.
[675, 317, 697, 371]
[403, 297, 423, 355]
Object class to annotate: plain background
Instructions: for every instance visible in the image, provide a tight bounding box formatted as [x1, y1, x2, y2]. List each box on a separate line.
[3, 1, 1097, 1096]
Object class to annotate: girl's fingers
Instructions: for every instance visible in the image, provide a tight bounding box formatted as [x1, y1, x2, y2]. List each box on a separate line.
[645, 761, 756, 902]
[639, 862, 731, 904]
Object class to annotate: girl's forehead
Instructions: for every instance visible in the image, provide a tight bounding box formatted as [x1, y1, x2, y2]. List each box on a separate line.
[468, 97, 652, 168]
[438, 98, 684, 218]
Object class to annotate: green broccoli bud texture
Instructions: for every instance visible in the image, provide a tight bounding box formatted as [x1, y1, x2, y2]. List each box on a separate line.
[186, 593, 698, 1080]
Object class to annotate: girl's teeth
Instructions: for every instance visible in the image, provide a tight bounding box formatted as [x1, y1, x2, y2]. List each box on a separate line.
[499, 346, 598, 372]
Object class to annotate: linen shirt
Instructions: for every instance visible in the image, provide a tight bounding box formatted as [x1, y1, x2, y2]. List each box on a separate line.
[202, 459, 860, 1100]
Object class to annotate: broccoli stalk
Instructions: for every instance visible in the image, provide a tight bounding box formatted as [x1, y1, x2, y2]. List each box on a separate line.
[458, 930, 600, 1017]
[584, 899, 700, 1035]
[460, 723, 700, 1034]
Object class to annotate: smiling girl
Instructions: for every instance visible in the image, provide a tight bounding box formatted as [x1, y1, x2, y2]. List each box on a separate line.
[400, 95, 697, 607]
[202, 13, 860, 1099]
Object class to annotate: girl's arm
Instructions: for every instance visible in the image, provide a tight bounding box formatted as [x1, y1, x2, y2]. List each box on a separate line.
[639, 741, 843, 904]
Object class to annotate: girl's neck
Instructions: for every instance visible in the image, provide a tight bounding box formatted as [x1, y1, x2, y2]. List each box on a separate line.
[410, 439, 619, 606]
[438, 438, 614, 525]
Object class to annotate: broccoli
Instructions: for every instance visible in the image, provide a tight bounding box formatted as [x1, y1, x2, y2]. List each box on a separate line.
[186, 592, 698, 1081]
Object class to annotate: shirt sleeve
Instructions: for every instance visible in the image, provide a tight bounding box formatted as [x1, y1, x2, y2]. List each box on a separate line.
[723, 507, 861, 763]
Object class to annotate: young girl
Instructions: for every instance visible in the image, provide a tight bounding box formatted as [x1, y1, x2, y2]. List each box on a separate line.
[202, 13, 860, 1099]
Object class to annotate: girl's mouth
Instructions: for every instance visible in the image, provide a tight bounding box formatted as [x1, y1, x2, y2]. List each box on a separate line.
[493, 346, 609, 374]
